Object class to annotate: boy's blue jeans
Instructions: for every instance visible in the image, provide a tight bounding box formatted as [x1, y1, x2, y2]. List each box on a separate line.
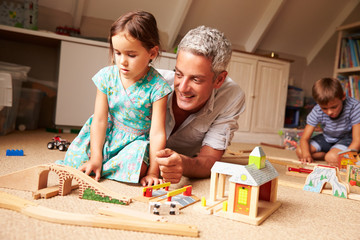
[310, 134, 352, 152]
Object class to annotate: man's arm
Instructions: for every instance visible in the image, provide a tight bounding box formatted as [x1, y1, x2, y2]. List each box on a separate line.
[183, 145, 224, 178]
[156, 145, 224, 183]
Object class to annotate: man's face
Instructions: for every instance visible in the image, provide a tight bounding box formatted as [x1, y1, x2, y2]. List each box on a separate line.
[173, 51, 224, 114]
[319, 96, 345, 119]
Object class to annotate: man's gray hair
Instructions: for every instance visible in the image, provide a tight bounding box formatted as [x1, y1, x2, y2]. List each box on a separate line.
[178, 26, 232, 75]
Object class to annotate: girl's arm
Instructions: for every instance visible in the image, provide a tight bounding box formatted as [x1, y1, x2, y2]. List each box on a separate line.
[298, 124, 315, 163]
[78, 89, 108, 181]
[348, 123, 360, 151]
[140, 95, 168, 186]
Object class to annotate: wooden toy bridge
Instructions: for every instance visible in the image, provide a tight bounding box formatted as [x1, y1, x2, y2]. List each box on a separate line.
[0, 164, 131, 205]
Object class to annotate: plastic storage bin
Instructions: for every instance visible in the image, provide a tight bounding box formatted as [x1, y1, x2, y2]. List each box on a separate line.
[16, 88, 44, 130]
[280, 128, 303, 150]
[286, 86, 304, 107]
[279, 128, 321, 150]
[0, 72, 12, 108]
[24, 77, 57, 128]
[0, 76, 23, 135]
[0, 61, 30, 135]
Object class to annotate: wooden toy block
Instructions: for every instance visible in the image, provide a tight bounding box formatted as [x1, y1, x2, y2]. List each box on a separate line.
[303, 165, 349, 198]
[166, 185, 192, 201]
[248, 146, 266, 169]
[347, 165, 360, 194]
[194, 198, 227, 215]
[199, 146, 281, 225]
[143, 182, 170, 197]
[33, 184, 79, 199]
[338, 150, 359, 172]
[0, 191, 199, 237]
[134, 182, 171, 202]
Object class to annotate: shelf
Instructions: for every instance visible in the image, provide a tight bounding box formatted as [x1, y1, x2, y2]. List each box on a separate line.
[333, 21, 360, 79]
[336, 21, 360, 31]
[335, 66, 360, 74]
[0, 24, 109, 48]
[333, 22, 360, 101]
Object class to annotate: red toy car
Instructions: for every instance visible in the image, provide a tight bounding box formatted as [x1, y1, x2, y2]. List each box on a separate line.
[47, 136, 70, 151]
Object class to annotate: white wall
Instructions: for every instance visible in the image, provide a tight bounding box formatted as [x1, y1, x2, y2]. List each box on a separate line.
[38, 1, 75, 13]
[302, 35, 337, 96]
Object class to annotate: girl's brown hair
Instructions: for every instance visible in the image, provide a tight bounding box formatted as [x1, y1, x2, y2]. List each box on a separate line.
[312, 78, 345, 105]
[109, 10, 160, 64]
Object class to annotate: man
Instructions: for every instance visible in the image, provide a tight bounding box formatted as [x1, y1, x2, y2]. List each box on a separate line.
[156, 26, 245, 183]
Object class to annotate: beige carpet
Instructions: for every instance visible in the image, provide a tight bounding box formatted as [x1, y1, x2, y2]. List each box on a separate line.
[0, 129, 359, 240]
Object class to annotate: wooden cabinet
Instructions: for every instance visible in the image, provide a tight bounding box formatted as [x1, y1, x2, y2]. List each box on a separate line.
[227, 55, 257, 132]
[227, 51, 290, 144]
[333, 21, 360, 100]
[56, 41, 109, 126]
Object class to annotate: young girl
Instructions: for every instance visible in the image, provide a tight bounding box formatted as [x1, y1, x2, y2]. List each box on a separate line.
[56, 11, 172, 186]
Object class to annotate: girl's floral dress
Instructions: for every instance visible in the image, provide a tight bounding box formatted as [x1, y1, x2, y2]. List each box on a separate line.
[56, 66, 171, 183]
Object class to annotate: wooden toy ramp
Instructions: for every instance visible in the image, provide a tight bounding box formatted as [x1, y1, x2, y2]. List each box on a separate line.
[0, 164, 131, 205]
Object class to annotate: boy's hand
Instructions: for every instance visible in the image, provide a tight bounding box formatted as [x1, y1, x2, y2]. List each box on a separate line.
[140, 174, 163, 186]
[299, 155, 313, 164]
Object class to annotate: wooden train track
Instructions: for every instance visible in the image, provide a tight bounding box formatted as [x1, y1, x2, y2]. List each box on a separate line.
[0, 191, 199, 237]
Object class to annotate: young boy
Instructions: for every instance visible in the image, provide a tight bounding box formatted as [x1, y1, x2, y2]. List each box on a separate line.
[296, 77, 360, 166]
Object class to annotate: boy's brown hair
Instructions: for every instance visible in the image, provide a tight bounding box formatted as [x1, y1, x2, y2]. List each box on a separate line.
[312, 78, 345, 105]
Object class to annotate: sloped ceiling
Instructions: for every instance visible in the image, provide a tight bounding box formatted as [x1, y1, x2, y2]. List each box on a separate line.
[179, 0, 360, 65]
[39, 0, 360, 65]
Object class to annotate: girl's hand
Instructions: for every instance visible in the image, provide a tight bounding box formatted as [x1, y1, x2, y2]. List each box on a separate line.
[140, 174, 163, 187]
[78, 160, 102, 181]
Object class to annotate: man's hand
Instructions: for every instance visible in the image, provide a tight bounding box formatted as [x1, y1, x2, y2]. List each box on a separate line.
[155, 148, 183, 183]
